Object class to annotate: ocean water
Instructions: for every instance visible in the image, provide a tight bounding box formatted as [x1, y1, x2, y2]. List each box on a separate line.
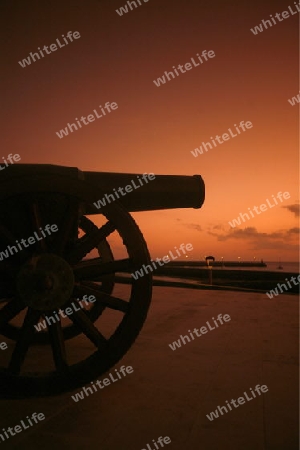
[258, 262, 299, 273]
[203, 262, 299, 273]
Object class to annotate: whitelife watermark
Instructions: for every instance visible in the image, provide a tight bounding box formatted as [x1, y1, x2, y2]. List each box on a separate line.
[56, 102, 118, 139]
[141, 436, 172, 450]
[250, 3, 300, 35]
[18, 31, 81, 68]
[153, 50, 215, 87]
[0, 224, 58, 261]
[34, 295, 96, 332]
[266, 274, 300, 298]
[0, 342, 8, 351]
[168, 313, 231, 351]
[206, 384, 269, 421]
[93, 173, 155, 209]
[228, 191, 290, 228]
[0, 412, 45, 443]
[131, 243, 193, 280]
[288, 91, 300, 106]
[0, 153, 21, 171]
[71, 365, 134, 402]
[116, 0, 149, 16]
[191, 120, 253, 157]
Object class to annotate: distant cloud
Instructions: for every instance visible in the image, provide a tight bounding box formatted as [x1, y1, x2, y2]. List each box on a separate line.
[208, 226, 299, 251]
[208, 226, 258, 241]
[206, 223, 226, 233]
[184, 223, 202, 231]
[212, 224, 225, 231]
[282, 203, 300, 217]
[287, 227, 300, 234]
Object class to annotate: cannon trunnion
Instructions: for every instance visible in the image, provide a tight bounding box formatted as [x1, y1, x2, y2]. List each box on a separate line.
[0, 164, 205, 397]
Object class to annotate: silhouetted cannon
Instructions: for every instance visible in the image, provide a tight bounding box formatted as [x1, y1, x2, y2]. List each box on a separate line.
[0, 164, 205, 397]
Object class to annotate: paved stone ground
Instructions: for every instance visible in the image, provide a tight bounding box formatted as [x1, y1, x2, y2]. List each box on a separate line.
[0, 286, 298, 450]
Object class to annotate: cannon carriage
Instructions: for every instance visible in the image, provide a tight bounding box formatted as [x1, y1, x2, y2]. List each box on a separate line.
[0, 164, 205, 397]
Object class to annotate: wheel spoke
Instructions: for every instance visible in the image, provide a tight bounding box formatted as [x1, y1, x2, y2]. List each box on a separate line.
[52, 198, 79, 255]
[47, 321, 69, 372]
[66, 221, 116, 264]
[8, 308, 40, 375]
[0, 298, 26, 328]
[0, 265, 19, 296]
[30, 201, 47, 252]
[73, 258, 131, 281]
[76, 282, 129, 313]
[69, 308, 108, 350]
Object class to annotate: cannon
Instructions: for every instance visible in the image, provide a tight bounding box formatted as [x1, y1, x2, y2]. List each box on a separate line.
[0, 164, 205, 397]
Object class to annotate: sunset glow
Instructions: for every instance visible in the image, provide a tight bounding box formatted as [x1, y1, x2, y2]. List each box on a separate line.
[1, 0, 299, 261]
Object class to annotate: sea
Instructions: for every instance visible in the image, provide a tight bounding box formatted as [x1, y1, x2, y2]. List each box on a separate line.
[242, 262, 299, 273]
[190, 262, 299, 273]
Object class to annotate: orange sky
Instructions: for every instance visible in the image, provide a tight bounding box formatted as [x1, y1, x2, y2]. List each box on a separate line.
[1, 0, 299, 261]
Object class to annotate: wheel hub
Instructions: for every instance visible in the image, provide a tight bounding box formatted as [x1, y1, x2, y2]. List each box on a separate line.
[16, 254, 74, 311]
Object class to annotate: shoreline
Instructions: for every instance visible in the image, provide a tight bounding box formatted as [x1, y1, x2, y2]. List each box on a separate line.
[116, 266, 299, 294]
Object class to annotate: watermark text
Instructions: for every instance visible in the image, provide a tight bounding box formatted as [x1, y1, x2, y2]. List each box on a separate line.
[116, 0, 149, 16]
[93, 173, 155, 209]
[250, 3, 300, 35]
[228, 191, 290, 228]
[56, 102, 118, 139]
[132, 243, 193, 280]
[153, 50, 215, 87]
[206, 384, 268, 421]
[18, 31, 81, 68]
[71, 365, 134, 402]
[266, 274, 300, 298]
[169, 313, 231, 351]
[191, 121, 253, 157]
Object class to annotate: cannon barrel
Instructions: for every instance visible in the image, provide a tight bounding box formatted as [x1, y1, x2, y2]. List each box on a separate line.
[0, 164, 205, 213]
[84, 171, 205, 212]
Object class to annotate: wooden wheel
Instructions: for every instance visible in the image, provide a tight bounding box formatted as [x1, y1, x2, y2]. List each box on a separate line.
[0, 169, 152, 397]
[0, 215, 116, 344]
